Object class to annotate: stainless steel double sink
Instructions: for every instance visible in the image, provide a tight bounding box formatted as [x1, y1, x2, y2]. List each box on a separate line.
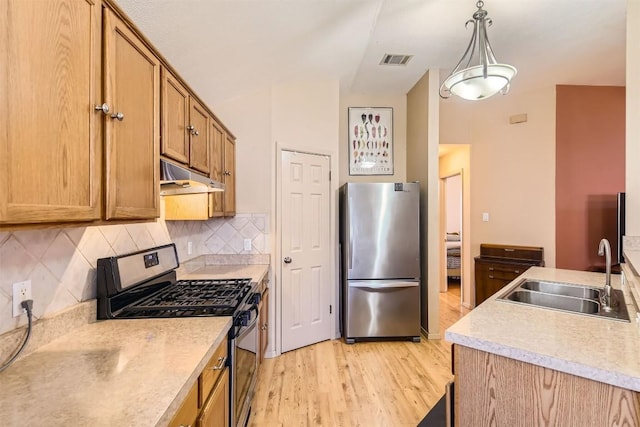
[498, 278, 630, 322]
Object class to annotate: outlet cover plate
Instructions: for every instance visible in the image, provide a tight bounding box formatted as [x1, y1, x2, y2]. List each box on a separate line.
[12, 280, 32, 317]
[244, 239, 252, 251]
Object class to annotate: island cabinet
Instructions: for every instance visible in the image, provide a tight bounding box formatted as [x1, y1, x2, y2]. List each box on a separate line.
[454, 345, 640, 426]
[170, 336, 230, 427]
[161, 68, 210, 175]
[474, 244, 544, 305]
[0, 0, 102, 225]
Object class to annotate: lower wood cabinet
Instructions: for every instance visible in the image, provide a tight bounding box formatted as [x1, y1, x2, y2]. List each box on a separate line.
[454, 345, 640, 426]
[197, 369, 229, 427]
[474, 244, 544, 306]
[258, 286, 270, 364]
[169, 336, 229, 427]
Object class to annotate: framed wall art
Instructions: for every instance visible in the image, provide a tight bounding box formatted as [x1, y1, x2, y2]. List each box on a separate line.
[348, 107, 393, 175]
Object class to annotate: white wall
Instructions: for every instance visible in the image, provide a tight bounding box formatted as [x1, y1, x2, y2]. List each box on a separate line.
[407, 69, 440, 337]
[440, 87, 557, 280]
[627, 0, 640, 235]
[444, 174, 462, 234]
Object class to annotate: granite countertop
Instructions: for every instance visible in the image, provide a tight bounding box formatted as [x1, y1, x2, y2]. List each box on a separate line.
[0, 263, 270, 426]
[0, 316, 231, 426]
[445, 266, 640, 392]
[181, 264, 269, 283]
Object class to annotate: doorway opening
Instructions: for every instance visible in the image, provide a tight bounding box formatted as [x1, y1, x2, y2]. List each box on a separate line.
[441, 173, 463, 299]
[438, 144, 472, 318]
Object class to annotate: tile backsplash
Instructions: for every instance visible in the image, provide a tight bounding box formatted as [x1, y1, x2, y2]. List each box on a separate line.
[0, 213, 270, 336]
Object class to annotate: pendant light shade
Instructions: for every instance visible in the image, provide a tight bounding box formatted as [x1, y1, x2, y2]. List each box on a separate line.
[440, 1, 516, 101]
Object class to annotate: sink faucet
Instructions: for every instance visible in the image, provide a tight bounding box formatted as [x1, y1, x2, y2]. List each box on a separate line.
[598, 238, 612, 310]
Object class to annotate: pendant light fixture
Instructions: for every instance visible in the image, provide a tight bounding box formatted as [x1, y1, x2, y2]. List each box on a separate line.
[440, 1, 516, 101]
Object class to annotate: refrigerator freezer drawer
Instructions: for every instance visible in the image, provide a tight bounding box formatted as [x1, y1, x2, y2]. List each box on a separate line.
[344, 280, 420, 342]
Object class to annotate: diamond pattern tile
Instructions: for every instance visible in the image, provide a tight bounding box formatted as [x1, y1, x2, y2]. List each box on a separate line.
[0, 213, 271, 335]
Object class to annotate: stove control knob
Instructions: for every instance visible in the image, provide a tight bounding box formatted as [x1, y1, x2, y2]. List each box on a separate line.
[235, 312, 250, 326]
[249, 292, 262, 305]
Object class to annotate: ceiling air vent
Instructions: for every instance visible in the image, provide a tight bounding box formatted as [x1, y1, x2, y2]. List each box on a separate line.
[380, 54, 413, 66]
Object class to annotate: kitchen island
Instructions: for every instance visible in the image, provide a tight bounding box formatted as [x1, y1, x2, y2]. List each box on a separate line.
[0, 262, 268, 426]
[445, 266, 640, 425]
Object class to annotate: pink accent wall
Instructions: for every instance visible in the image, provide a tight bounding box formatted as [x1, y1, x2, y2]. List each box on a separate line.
[556, 85, 625, 271]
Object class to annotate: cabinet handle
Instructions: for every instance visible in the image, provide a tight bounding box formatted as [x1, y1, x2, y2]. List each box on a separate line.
[504, 248, 515, 252]
[110, 112, 124, 121]
[211, 356, 226, 371]
[514, 270, 520, 274]
[489, 267, 494, 271]
[489, 275, 494, 279]
[95, 103, 110, 114]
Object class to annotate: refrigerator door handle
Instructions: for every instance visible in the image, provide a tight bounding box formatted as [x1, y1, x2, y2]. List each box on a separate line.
[348, 197, 353, 270]
[349, 280, 419, 289]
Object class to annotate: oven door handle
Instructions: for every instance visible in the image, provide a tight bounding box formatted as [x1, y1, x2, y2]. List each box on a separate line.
[232, 304, 260, 339]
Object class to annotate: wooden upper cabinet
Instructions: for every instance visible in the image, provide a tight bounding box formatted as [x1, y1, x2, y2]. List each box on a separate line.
[209, 120, 225, 217]
[0, 0, 101, 224]
[102, 7, 160, 220]
[188, 98, 210, 174]
[223, 134, 236, 216]
[161, 68, 189, 164]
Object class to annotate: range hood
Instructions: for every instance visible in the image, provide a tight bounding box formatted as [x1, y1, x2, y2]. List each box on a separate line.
[160, 160, 225, 196]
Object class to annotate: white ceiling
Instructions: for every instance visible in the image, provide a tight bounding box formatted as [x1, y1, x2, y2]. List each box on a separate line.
[115, 0, 627, 106]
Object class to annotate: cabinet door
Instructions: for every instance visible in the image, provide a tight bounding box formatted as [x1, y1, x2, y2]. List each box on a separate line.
[209, 119, 225, 217]
[197, 369, 229, 427]
[188, 98, 210, 174]
[103, 7, 160, 220]
[0, 0, 101, 224]
[161, 68, 189, 164]
[223, 135, 236, 216]
[259, 287, 270, 363]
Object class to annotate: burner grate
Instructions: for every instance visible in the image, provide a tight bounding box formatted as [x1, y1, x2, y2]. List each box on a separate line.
[122, 278, 252, 317]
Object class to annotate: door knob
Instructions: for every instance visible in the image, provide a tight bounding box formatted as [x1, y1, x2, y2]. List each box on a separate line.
[283, 257, 292, 264]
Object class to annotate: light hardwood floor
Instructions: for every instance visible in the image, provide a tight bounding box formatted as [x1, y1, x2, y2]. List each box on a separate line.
[250, 287, 470, 427]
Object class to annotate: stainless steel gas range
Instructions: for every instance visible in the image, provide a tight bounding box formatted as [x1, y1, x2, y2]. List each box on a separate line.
[97, 243, 260, 427]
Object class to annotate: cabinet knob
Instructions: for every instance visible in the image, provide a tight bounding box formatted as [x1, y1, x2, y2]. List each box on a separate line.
[194, 130, 199, 136]
[110, 112, 124, 121]
[186, 125, 195, 132]
[95, 103, 110, 114]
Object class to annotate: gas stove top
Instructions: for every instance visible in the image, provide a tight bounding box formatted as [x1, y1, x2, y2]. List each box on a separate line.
[116, 278, 253, 318]
[96, 244, 256, 320]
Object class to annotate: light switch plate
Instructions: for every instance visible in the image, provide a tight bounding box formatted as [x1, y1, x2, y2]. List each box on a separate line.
[482, 212, 490, 222]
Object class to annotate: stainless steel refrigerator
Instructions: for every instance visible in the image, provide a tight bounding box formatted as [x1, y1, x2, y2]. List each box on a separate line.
[339, 182, 421, 343]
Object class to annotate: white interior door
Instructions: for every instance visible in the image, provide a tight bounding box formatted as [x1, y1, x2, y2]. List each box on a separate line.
[280, 150, 331, 352]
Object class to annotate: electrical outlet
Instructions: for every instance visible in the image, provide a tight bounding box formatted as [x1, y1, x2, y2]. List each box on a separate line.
[187, 241, 193, 255]
[244, 239, 252, 251]
[12, 280, 32, 318]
